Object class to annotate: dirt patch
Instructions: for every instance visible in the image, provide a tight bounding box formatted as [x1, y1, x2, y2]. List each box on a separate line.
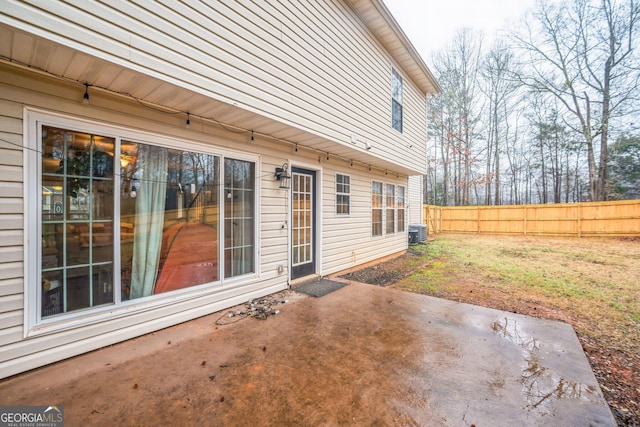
[340, 246, 429, 285]
[339, 236, 640, 427]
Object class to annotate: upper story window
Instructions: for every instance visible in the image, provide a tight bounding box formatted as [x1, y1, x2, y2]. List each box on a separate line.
[336, 173, 350, 215]
[391, 68, 403, 133]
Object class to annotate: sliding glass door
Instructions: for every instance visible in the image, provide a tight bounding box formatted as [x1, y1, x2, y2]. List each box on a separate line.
[37, 120, 256, 324]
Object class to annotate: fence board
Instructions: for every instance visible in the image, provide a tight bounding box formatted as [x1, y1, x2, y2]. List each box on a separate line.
[423, 200, 640, 237]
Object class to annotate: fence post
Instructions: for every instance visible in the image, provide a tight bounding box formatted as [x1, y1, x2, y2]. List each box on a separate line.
[577, 203, 582, 238]
[425, 205, 430, 232]
[524, 205, 527, 236]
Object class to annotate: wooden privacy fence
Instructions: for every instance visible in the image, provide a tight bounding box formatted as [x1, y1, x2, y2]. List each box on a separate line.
[423, 200, 640, 237]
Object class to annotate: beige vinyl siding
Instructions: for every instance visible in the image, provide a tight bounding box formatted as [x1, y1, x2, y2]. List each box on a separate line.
[0, 62, 416, 378]
[407, 175, 423, 226]
[0, 66, 293, 378]
[0, 1, 433, 378]
[0, 97, 24, 352]
[321, 166, 407, 275]
[1, 0, 427, 173]
[0, 310, 22, 329]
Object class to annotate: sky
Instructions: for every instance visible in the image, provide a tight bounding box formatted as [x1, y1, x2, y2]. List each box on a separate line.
[383, 0, 537, 67]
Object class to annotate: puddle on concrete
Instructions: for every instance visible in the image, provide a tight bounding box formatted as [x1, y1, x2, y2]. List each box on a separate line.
[521, 354, 598, 411]
[491, 316, 539, 352]
[491, 317, 600, 413]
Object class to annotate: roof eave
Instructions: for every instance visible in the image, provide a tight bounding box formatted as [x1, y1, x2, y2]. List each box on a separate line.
[345, 0, 442, 95]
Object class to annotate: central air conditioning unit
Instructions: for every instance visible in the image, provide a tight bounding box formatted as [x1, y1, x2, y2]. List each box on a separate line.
[408, 224, 427, 245]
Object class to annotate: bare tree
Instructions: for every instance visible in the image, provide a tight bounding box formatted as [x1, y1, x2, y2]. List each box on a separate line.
[512, 0, 640, 201]
[480, 41, 521, 205]
[429, 28, 484, 206]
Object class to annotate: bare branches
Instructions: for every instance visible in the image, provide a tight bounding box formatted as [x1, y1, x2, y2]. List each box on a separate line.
[425, 0, 639, 206]
[511, 0, 640, 200]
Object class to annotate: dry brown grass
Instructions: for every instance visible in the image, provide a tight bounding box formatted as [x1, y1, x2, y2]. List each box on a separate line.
[396, 234, 640, 351]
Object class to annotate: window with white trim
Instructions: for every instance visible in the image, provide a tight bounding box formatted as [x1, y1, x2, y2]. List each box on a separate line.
[385, 184, 395, 234]
[336, 173, 350, 215]
[397, 185, 406, 232]
[391, 68, 403, 133]
[372, 181, 383, 236]
[33, 114, 256, 325]
[224, 158, 255, 278]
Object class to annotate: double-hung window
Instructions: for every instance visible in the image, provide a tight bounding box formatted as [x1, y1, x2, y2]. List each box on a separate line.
[371, 181, 383, 236]
[336, 174, 350, 215]
[33, 113, 256, 326]
[397, 185, 406, 232]
[371, 182, 404, 237]
[386, 184, 395, 234]
[391, 68, 403, 133]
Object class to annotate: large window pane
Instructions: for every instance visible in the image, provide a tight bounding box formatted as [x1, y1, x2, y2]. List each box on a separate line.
[66, 223, 89, 266]
[42, 223, 62, 270]
[41, 175, 64, 221]
[65, 266, 91, 312]
[120, 141, 220, 299]
[42, 270, 63, 316]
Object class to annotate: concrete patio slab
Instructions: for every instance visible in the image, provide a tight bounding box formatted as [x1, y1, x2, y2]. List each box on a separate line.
[0, 282, 615, 426]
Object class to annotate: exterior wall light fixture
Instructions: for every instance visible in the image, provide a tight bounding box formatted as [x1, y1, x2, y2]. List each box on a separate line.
[275, 162, 291, 189]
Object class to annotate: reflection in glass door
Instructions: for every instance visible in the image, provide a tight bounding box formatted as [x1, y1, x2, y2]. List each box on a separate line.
[291, 168, 316, 279]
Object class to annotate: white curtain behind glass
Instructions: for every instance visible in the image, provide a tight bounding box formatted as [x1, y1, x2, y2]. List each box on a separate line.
[130, 144, 168, 298]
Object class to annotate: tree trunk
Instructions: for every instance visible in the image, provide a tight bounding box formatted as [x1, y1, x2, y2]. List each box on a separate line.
[596, 57, 612, 201]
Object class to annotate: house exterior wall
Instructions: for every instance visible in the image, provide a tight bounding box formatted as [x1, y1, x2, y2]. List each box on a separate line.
[321, 167, 408, 275]
[1, 0, 428, 174]
[407, 175, 423, 226]
[0, 64, 415, 378]
[0, 0, 437, 378]
[0, 67, 285, 377]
